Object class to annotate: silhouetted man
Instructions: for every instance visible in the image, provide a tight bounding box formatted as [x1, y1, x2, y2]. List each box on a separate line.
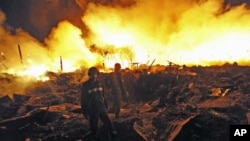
[81, 67, 117, 140]
[107, 63, 128, 118]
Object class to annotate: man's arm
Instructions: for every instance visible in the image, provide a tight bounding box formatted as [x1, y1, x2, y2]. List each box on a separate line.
[120, 74, 129, 98]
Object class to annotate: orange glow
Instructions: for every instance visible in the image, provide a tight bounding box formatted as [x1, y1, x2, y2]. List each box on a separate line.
[82, 0, 250, 67]
[1, 0, 250, 80]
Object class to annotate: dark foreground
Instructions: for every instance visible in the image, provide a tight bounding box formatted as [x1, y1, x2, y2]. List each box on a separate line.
[0, 65, 249, 141]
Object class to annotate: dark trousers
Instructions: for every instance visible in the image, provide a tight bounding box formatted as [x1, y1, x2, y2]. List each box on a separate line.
[89, 108, 116, 135]
[113, 94, 121, 118]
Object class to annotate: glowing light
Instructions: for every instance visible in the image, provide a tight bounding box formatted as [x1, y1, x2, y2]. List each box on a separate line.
[1, 0, 250, 80]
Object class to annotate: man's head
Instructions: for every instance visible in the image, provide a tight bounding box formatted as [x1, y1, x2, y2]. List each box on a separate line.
[114, 63, 121, 72]
[88, 67, 99, 80]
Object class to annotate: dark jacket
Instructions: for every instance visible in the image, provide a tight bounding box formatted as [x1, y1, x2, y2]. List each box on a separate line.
[107, 71, 126, 97]
[81, 79, 107, 117]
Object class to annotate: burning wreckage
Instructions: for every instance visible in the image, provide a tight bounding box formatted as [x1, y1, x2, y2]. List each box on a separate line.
[0, 63, 250, 141]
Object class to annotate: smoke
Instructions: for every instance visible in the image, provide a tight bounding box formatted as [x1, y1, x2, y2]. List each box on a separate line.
[0, 11, 5, 24]
[0, 10, 49, 71]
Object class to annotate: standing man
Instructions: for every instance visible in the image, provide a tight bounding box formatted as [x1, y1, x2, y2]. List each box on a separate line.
[80, 67, 117, 140]
[107, 63, 128, 118]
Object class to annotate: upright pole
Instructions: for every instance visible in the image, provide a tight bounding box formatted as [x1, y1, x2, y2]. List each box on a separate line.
[18, 44, 23, 64]
[60, 56, 63, 72]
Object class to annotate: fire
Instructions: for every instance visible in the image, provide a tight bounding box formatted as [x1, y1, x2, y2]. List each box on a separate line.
[12, 65, 50, 81]
[1, 0, 250, 80]
[83, 0, 250, 67]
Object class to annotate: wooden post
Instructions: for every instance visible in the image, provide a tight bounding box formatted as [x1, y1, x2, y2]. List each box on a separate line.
[18, 44, 23, 64]
[60, 56, 63, 71]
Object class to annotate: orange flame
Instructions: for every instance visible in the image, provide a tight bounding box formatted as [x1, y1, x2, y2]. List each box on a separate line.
[1, 0, 250, 80]
[83, 0, 250, 66]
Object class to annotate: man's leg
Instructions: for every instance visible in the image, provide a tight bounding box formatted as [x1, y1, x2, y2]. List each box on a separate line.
[114, 95, 121, 118]
[89, 114, 99, 135]
[99, 109, 117, 136]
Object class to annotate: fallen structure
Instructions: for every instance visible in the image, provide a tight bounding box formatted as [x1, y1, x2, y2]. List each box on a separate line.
[0, 64, 249, 141]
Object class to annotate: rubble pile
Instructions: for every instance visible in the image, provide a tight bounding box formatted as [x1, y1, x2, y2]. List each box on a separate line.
[0, 64, 249, 141]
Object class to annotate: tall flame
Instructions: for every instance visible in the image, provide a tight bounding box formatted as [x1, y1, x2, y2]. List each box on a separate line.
[83, 0, 250, 66]
[1, 0, 250, 80]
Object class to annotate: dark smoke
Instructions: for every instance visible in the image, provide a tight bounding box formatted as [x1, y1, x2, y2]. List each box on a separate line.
[0, 0, 84, 42]
[0, 0, 135, 42]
